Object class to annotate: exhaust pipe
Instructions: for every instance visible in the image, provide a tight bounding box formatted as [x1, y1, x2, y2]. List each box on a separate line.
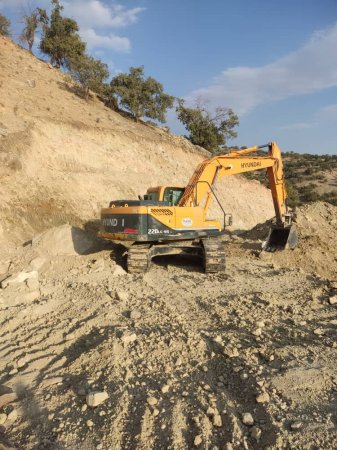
[262, 224, 298, 252]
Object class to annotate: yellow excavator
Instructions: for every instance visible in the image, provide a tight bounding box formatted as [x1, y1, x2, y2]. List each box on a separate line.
[99, 142, 298, 273]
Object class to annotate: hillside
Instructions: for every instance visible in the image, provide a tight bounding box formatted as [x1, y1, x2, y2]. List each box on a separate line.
[1, 37, 337, 450]
[0, 36, 275, 247]
[244, 152, 337, 206]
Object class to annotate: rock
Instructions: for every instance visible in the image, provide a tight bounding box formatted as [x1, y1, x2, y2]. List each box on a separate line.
[121, 331, 137, 345]
[113, 265, 127, 276]
[1, 270, 38, 288]
[223, 347, 239, 358]
[252, 328, 262, 336]
[86, 419, 94, 427]
[96, 444, 103, 450]
[147, 396, 158, 406]
[6, 409, 18, 423]
[256, 392, 270, 403]
[86, 391, 109, 408]
[48, 413, 54, 420]
[0, 413, 7, 425]
[40, 377, 63, 388]
[116, 290, 129, 302]
[17, 356, 27, 368]
[255, 320, 265, 328]
[213, 414, 222, 427]
[0, 393, 17, 409]
[161, 385, 170, 394]
[129, 309, 142, 320]
[81, 404, 87, 412]
[9, 368, 18, 376]
[32, 225, 100, 256]
[194, 434, 203, 446]
[242, 412, 254, 426]
[250, 426, 262, 440]
[26, 277, 39, 290]
[329, 296, 337, 305]
[313, 328, 324, 336]
[290, 421, 302, 430]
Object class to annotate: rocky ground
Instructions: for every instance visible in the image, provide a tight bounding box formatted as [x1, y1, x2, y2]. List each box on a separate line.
[0, 203, 337, 450]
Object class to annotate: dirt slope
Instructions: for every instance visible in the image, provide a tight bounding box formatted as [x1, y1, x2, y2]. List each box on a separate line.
[0, 36, 274, 247]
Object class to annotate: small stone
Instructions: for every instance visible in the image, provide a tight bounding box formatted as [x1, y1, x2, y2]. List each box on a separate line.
[64, 332, 75, 341]
[206, 406, 216, 416]
[252, 328, 262, 336]
[121, 331, 137, 345]
[99, 410, 106, 417]
[96, 445, 103, 450]
[161, 385, 170, 394]
[152, 408, 160, 417]
[255, 320, 265, 328]
[87, 419, 94, 427]
[40, 377, 63, 388]
[147, 396, 158, 406]
[290, 421, 302, 430]
[6, 409, 18, 423]
[212, 414, 222, 427]
[213, 335, 223, 343]
[313, 328, 324, 336]
[194, 434, 203, 446]
[9, 368, 18, 375]
[17, 356, 27, 368]
[0, 392, 17, 409]
[242, 412, 254, 426]
[86, 391, 109, 408]
[329, 296, 337, 305]
[0, 413, 7, 425]
[81, 404, 88, 412]
[223, 347, 239, 358]
[48, 413, 54, 420]
[130, 309, 142, 320]
[256, 392, 270, 403]
[250, 426, 262, 440]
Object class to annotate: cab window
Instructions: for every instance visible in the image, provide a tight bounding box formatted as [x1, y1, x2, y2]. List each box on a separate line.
[163, 188, 184, 206]
[144, 191, 159, 201]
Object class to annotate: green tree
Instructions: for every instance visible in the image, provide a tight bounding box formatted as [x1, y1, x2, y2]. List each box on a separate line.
[286, 182, 300, 208]
[69, 55, 109, 99]
[0, 14, 11, 36]
[40, 0, 85, 68]
[20, 8, 48, 53]
[176, 100, 239, 152]
[110, 66, 175, 122]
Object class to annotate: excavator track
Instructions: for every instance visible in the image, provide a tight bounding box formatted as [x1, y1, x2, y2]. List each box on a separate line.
[202, 237, 226, 273]
[127, 244, 151, 274]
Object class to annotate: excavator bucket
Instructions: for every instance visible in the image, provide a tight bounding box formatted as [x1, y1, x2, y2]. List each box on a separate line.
[263, 224, 298, 252]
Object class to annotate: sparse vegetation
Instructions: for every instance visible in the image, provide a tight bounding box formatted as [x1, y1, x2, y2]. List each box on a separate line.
[176, 100, 239, 153]
[40, 0, 85, 68]
[19, 8, 48, 53]
[69, 55, 109, 99]
[0, 14, 11, 36]
[243, 151, 337, 207]
[110, 66, 175, 122]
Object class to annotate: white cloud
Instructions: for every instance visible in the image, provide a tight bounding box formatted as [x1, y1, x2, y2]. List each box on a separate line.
[62, 1, 144, 29]
[80, 27, 130, 52]
[187, 22, 337, 115]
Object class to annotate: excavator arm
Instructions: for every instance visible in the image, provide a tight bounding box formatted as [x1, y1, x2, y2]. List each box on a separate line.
[179, 142, 290, 227]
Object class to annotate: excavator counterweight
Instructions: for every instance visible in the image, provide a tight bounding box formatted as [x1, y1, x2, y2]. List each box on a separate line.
[99, 141, 298, 273]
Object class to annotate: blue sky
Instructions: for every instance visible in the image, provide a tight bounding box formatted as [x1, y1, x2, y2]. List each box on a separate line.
[1, 0, 337, 154]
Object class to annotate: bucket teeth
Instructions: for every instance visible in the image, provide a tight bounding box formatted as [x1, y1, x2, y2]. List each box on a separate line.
[263, 224, 298, 252]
